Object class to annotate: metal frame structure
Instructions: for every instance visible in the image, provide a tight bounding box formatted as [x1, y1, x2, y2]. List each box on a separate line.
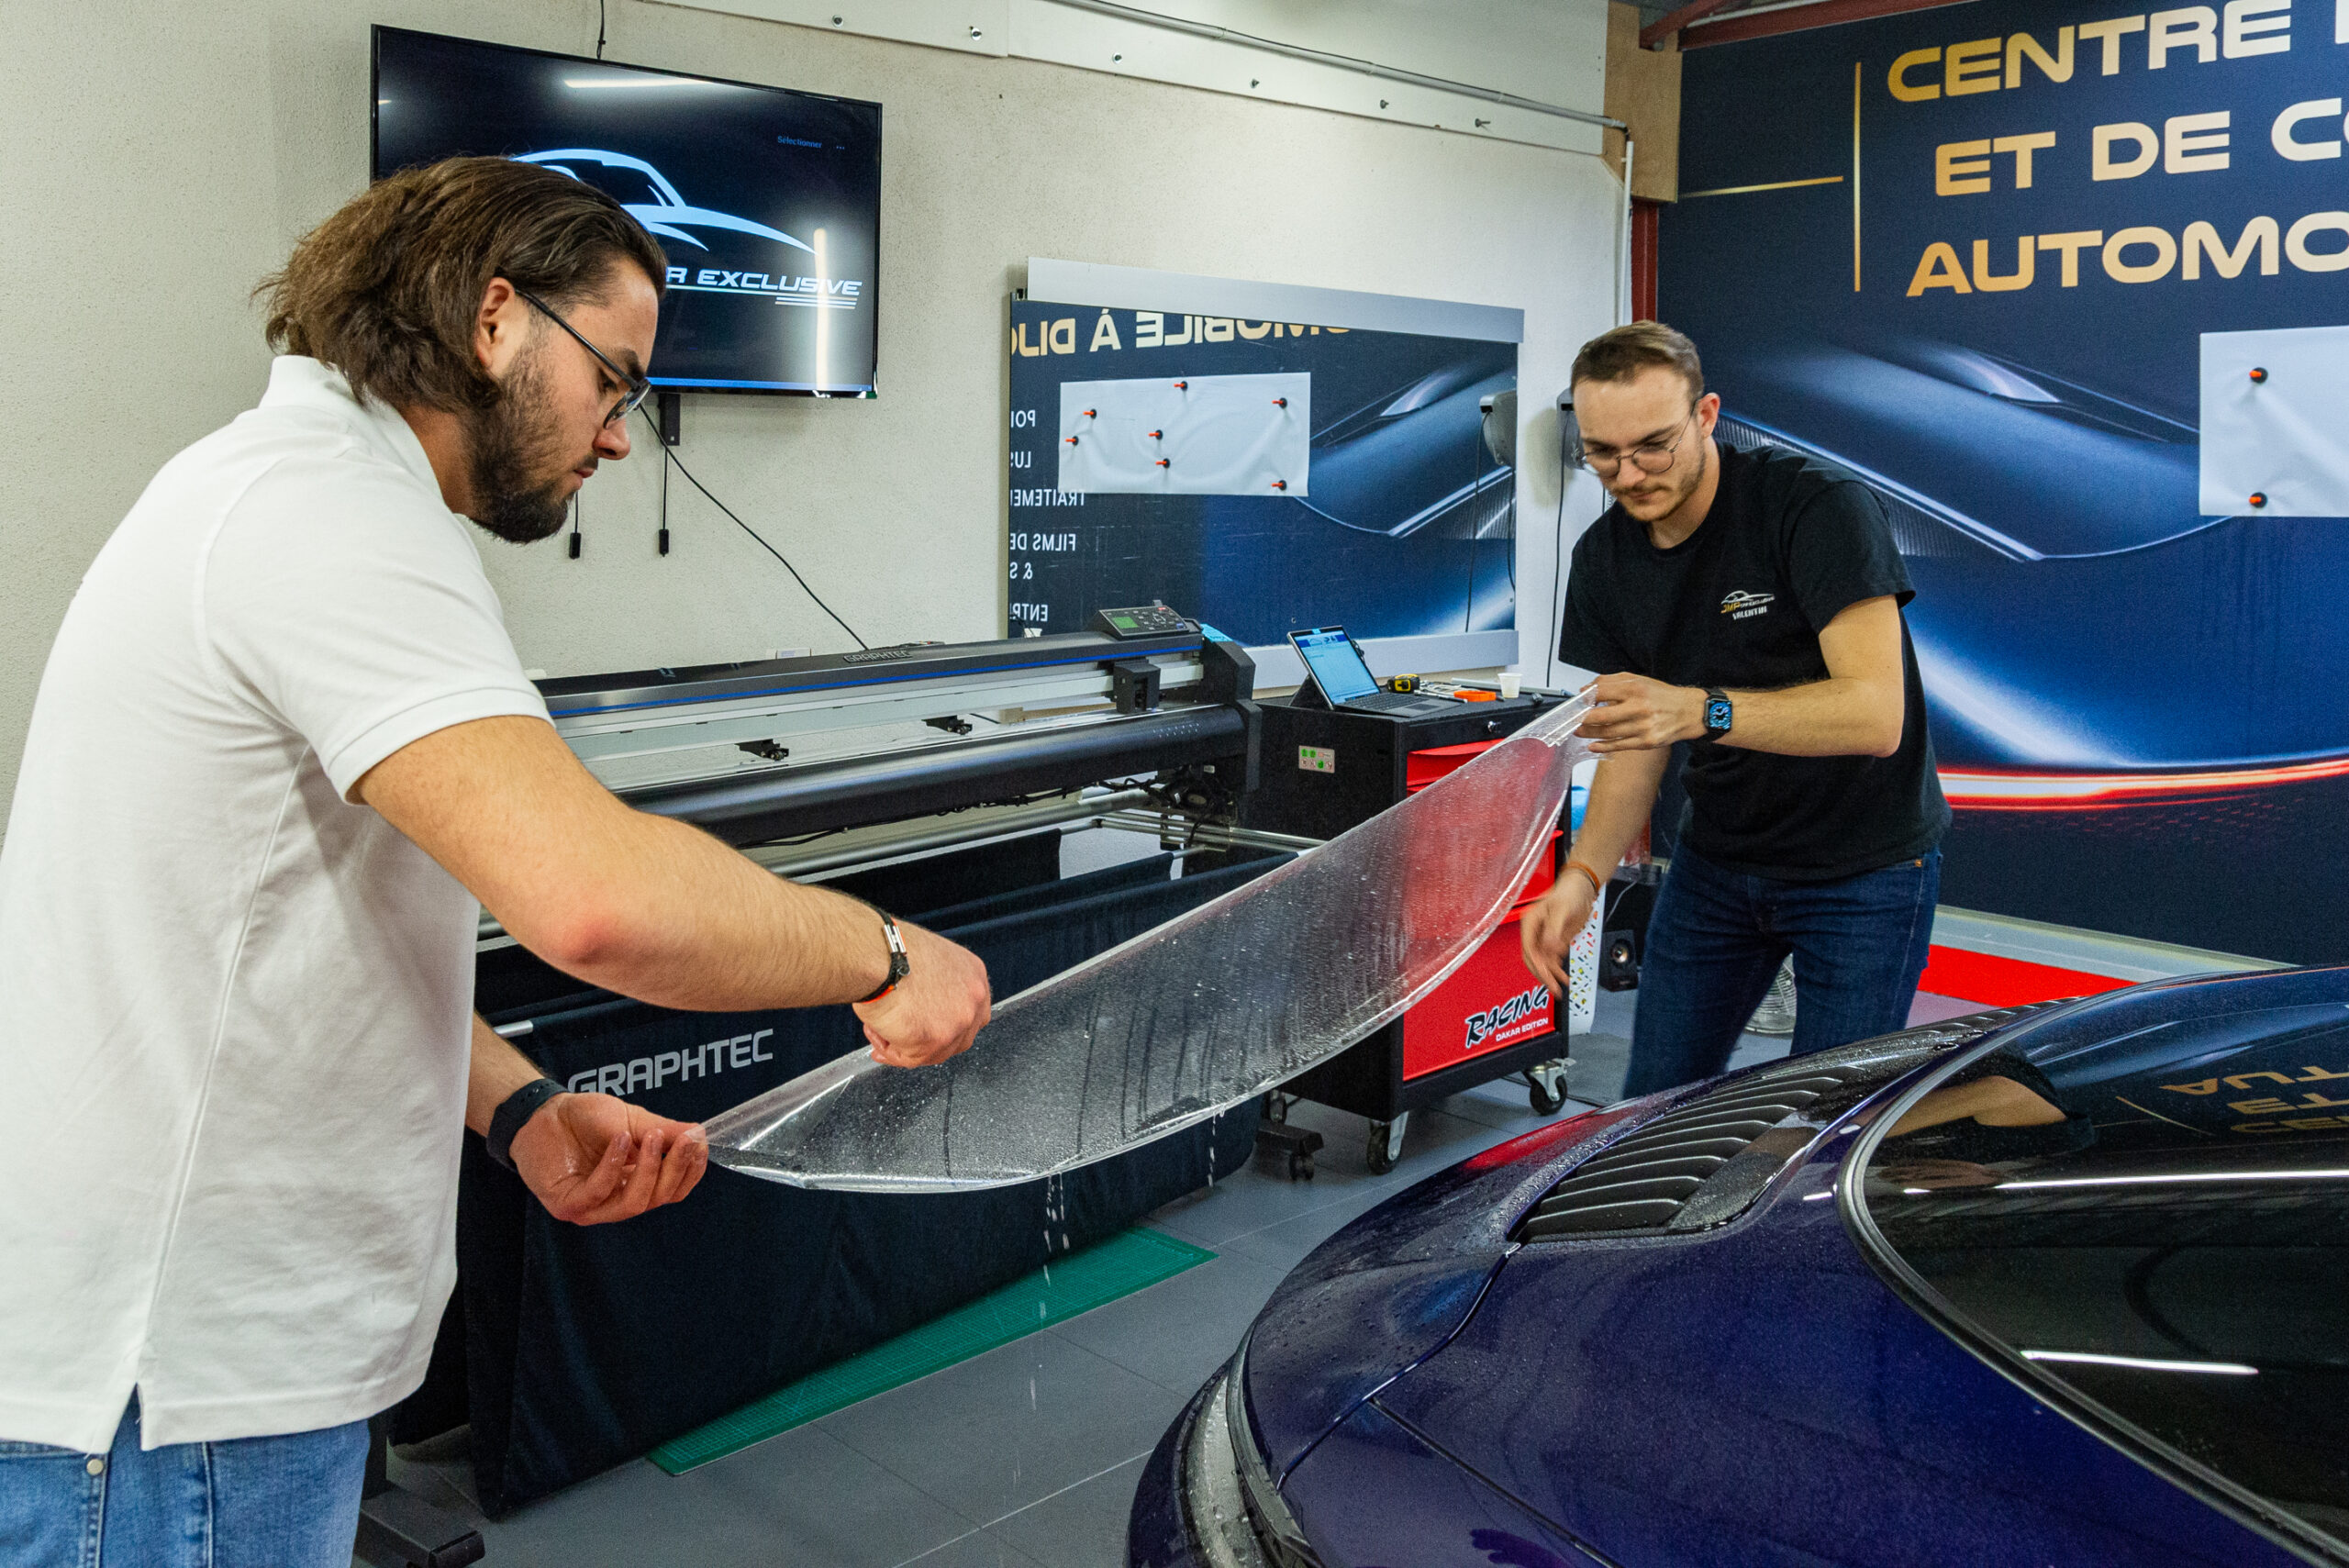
[1644, 0, 1981, 50]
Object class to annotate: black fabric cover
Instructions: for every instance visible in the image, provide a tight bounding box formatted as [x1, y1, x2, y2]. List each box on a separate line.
[405, 845, 1277, 1516]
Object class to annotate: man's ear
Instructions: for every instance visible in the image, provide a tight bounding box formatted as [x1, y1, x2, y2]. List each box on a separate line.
[1696, 391, 1722, 435]
[474, 277, 525, 373]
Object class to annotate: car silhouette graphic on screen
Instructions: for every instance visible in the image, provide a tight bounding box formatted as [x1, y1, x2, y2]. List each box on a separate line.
[513, 148, 811, 255]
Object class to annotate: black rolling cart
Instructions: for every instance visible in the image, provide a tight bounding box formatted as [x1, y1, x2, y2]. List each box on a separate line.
[1240, 693, 1576, 1173]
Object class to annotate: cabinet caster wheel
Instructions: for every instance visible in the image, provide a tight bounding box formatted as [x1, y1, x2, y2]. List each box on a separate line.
[1255, 1121, 1321, 1181]
[1526, 1059, 1570, 1117]
[1528, 1079, 1563, 1115]
[1264, 1092, 1290, 1125]
[1364, 1114, 1408, 1175]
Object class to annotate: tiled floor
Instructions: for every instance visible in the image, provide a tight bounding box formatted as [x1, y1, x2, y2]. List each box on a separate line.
[379, 986, 1963, 1567]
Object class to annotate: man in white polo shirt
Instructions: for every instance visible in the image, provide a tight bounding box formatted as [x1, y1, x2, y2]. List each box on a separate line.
[0, 158, 991, 1563]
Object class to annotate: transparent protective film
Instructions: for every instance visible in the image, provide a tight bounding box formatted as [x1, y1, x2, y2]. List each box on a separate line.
[705, 695, 1598, 1192]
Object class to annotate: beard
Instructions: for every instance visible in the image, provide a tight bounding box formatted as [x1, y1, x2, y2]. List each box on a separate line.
[462, 349, 586, 544]
[1614, 438, 1708, 521]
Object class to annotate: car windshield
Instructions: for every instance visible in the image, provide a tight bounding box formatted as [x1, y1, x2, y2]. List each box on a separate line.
[1849, 968, 2349, 1559]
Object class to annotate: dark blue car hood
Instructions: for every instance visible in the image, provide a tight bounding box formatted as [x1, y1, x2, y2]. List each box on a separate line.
[1237, 1103, 1650, 1476]
[1258, 974, 2349, 1568]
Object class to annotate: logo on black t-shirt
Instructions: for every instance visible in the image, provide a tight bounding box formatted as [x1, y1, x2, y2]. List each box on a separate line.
[1720, 589, 1776, 620]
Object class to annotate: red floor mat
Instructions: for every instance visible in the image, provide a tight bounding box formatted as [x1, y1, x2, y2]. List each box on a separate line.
[1918, 945, 2134, 1008]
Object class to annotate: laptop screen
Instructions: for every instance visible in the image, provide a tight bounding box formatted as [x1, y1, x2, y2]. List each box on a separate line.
[1289, 627, 1380, 705]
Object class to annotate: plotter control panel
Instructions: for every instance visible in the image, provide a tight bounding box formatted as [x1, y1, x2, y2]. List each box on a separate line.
[1092, 604, 1198, 639]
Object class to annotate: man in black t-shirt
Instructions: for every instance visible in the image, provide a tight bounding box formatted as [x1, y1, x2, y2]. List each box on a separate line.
[1520, 323, 1950, 1095]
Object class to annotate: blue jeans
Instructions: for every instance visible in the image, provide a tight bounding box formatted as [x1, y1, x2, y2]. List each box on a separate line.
[0, 1395, 368, 1568]
[1622, 844, 1940, 1098]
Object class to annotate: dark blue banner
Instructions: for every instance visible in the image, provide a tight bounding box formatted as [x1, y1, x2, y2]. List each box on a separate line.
[1007, 299, 1517, 646]
[1664, 0, 2349, 962]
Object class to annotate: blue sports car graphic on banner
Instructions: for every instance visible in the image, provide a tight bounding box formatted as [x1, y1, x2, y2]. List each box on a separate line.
[1662, 0, 2349, 962]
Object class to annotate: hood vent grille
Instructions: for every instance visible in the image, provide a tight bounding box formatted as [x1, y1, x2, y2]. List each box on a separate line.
[1510, 1009, 2049, 1245]
[1513, 1071, 1856, 1242]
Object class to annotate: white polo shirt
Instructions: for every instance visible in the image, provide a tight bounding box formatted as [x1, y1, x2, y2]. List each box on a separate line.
[0, 358, 551, 1452]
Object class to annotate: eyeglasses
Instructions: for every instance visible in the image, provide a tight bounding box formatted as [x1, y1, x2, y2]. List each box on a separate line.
[1579, 407, 1698, 478]
[516, 288, 652, 427]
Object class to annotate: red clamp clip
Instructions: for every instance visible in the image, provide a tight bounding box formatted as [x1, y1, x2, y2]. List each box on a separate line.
[1273, 397, 1288, 408]
[1155, 458, 1171, 469]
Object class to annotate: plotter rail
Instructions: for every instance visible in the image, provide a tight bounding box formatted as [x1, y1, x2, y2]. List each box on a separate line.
[619, 703, 1249, 843]
[531, 608, 1262, 849]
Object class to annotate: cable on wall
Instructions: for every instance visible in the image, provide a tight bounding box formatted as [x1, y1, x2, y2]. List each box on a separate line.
[1462, 414, 1480, 633]
[634, 406, 868, 650]
[1503, 462, 1517, 595]
[1548, 407, 1573, 689]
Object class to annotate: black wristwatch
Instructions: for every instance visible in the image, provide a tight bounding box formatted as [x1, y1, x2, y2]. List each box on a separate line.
[487, 1077, 566, 1172]
[856, 909, 911, 1004]
[1702, 686, 1734, 741]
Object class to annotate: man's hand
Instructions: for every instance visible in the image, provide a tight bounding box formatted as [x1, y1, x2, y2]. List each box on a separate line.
[1576, 673, 1704, 753]
[853, 919, 992, 1068]
[1520, 878, 1598, 998]
[510, 1092, 708, 1225]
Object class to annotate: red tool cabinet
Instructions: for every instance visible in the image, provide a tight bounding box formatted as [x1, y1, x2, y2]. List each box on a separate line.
[1240, 695, 1576, 1173]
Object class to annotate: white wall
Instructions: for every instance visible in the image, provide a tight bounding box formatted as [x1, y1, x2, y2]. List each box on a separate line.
[676, 0, 1611, 155]
[0, 0, 1620, 817]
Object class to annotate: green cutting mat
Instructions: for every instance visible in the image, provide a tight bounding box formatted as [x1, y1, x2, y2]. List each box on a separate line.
[648, 1226, 1217, 1474]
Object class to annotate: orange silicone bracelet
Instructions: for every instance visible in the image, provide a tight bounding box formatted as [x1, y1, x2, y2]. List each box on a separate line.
[1564, 861, 1608, 903]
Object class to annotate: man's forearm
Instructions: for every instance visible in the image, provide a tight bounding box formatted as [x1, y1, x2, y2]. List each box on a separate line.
[536, 813, 896, 1011]
[1716, 675, 1902, 759]
[358, 716, 899, 1013]
[1569, 749, 1671, 881]
[1576, 596, 1906, 761]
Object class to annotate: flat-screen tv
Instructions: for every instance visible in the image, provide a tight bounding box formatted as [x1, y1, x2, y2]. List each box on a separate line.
[372, 26, 881, 395]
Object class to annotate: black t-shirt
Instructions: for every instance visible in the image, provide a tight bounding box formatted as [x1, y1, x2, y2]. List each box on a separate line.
[1558, 441, 1950, 882]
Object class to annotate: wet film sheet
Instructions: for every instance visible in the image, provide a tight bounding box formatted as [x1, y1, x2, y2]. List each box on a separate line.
[705, 696, 1597, 1192]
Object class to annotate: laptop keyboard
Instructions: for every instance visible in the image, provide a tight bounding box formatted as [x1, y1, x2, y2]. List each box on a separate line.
[1345, 691, 1455, 715]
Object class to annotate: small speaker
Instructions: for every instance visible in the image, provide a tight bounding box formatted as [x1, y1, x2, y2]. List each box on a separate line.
[1599, 928, 1641, 991]
[1479, 389, 1518, 468]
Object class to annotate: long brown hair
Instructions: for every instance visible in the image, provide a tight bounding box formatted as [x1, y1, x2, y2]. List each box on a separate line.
[257, 156, 667, 414]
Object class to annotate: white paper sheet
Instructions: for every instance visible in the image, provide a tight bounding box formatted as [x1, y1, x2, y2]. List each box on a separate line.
[1057, 372, 1310, 496]
[2200, 325, 2349, 517]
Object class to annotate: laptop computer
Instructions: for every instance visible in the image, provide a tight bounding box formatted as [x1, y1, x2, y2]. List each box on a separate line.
[1286, 626, 1461, 718]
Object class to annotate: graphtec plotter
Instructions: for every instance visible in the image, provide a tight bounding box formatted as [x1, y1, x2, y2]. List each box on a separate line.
[477, 607, 1296, 956]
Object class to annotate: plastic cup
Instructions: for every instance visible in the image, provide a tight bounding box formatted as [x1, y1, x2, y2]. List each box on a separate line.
[1499, 672, 1522, 699]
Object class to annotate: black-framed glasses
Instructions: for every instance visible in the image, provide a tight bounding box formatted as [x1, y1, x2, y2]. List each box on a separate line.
[1580, 407, 1698, 478]
[516, 288, 652, 427]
